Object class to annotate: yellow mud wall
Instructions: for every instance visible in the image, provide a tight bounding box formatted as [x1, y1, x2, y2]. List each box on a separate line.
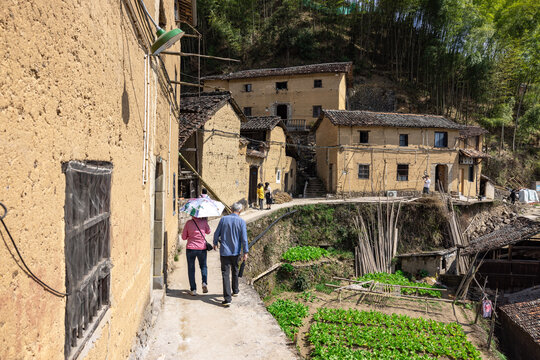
[316, 121, 466, 194]
[0, 1, 179, 359]
[315, 117, 340, 192]
[205, 73, 347, 125]
[284, 157, 297, 193]
[201, 105, 248, 206]
[260, 127, 289, 192]
[336, 126, 460, 194]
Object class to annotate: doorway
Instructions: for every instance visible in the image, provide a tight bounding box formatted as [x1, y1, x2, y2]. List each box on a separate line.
[328, 164, 334, 191]
[276, 104, 288, 120]
[284, 172, 289, 192]
[460, 168, 465, 194]
[435, 164, 448, 192]
[248, 166, 258, 205]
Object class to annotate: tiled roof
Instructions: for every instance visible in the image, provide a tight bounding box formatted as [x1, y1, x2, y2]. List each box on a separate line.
[460, 149, 490, 159]
[179, 91, 245, 146]
[462, 217, 540, 255]
[241, 116, 286, 132]
[315, 110, 465, 131]
[500, 299, 540, 343]
[459, 126, 488, 138]
[202, 62, 353, 81]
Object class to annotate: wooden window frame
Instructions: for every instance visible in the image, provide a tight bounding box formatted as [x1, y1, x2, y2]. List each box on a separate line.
[358, 164, 369, 179]
[434, 132, 448, 148]
[397, 164, 409, 181]
[312, 105, 322, 118]
[399, 134, 408, 147]
[276, 81, 288, 90]
[359, 131, 369, 144]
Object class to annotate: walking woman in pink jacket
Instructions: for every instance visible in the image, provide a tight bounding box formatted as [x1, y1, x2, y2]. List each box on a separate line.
[181, 216, 211, 296]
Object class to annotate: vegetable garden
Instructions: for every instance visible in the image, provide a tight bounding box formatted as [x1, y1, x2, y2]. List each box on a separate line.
[267, 301, 482, 360]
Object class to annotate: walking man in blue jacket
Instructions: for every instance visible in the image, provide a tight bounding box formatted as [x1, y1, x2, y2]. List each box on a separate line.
[213, 202, 249, 306]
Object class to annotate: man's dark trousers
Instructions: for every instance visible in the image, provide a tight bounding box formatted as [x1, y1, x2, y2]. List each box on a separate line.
[221, 255, 240, 302]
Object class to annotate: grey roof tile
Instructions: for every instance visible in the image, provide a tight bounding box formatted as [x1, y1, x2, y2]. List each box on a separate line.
[202, 62, 352, 81]
[319, 110, 465, 130]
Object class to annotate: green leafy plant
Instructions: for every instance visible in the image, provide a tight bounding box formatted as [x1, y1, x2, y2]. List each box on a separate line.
[309, 308, 481, 359]
[282, 246, 329, 263]
[267, 299, 309, 340]
[297, 290, 317, 302]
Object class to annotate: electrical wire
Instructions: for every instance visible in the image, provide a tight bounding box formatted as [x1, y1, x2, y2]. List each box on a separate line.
[196, 127, 460, 154]
[0, 203, 68, 297]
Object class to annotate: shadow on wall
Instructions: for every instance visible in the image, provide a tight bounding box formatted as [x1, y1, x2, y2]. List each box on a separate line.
[122, 80, 130, 125]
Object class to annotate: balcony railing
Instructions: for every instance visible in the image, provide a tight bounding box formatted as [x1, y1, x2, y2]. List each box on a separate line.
[285, 119, 309, 132]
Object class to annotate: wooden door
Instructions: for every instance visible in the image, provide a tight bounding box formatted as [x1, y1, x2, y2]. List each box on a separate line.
[460, 168, 465, 194]
[248, 166, 258, 205]
[329, 164, 334, 191]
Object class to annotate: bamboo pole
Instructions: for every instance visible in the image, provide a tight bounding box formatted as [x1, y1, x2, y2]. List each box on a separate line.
[178, 152, 232, 213]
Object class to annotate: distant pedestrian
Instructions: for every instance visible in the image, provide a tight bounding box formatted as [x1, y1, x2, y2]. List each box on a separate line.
[181, 216, 211, 296]
[264, 182, 272, 210]
[200, 188, 209, 198]
[257, 183, 264, 210]
[509, 189, 517, 204]
[213, 202, 249, 306]
[423, 175, 431, 195]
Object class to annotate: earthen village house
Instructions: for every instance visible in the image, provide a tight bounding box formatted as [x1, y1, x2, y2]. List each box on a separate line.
[1, 0, 190, 359]
[313, 110, 488, 197]
[202, 62, 353, 132]
[179, 92, 296, 208]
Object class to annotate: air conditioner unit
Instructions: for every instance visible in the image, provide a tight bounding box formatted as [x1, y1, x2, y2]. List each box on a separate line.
[387, 191, 398, 197]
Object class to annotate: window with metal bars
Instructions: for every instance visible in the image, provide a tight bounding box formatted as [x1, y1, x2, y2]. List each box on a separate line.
[397, 164, 409, 181]
[63, 161, 112, 359]
[358, 164, 369, 179]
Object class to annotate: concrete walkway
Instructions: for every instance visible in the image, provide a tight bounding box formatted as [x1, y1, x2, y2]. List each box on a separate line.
[141, 197, 401, 360]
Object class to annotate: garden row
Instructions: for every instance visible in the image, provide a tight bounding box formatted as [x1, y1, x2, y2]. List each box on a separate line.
[267, 301, 481, 360]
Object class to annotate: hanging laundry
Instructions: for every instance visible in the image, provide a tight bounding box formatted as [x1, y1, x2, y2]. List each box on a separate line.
[482, 299, 493, 318]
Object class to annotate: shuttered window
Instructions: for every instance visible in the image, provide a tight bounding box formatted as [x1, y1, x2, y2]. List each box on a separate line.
[63, 161, 112, 359]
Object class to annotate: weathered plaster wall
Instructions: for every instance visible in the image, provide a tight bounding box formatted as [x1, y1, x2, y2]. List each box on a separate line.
[260, 127, 289, 192]
[201, 104, 248, 206]
[315, 117, 339, 191]
[0, 1, 179, 359]
[315, 117, 478, 195]
[205, 73, 347, 125]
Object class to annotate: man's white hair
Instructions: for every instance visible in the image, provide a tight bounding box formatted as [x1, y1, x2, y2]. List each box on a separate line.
[232, 202, 243, 213]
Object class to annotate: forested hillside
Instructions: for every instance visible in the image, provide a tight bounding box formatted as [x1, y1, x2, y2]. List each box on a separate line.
[182, 0, 540, 186]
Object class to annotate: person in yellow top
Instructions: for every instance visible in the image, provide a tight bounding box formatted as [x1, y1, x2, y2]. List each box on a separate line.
[257, 183, 264, 210]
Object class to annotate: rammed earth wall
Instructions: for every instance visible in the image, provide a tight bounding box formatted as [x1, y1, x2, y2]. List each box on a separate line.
[1, 1, 180, 359]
